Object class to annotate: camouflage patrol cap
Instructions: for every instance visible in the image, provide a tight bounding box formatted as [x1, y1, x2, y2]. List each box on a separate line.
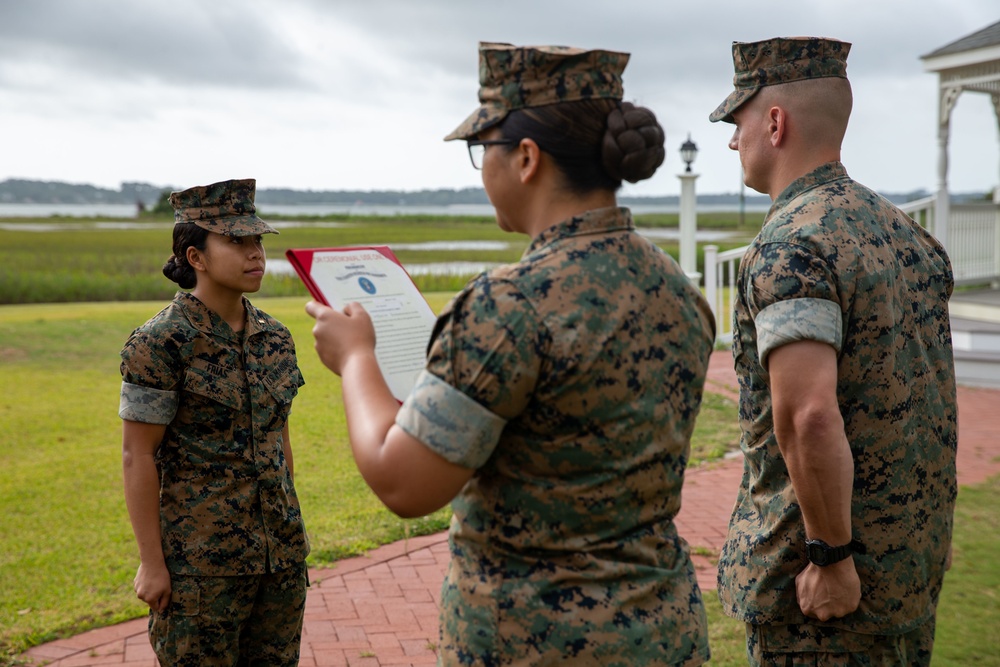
[169, 178, 278, 236]
[709, 37, 851, 124]
[444, 41, 629, 141]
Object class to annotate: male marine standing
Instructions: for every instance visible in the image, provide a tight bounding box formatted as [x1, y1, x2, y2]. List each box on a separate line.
[709, 37, 957, 665]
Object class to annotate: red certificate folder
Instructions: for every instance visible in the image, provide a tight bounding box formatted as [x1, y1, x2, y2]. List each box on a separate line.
[284, 246, 437, 402]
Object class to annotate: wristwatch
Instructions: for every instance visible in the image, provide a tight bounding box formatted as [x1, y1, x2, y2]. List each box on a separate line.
[805, 539, 862, 566]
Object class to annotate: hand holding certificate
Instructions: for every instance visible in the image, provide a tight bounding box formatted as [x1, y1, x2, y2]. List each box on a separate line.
[287, 246, 436, 402]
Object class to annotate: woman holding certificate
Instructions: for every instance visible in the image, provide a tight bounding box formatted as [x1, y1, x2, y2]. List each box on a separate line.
[307, 42, 716, 666]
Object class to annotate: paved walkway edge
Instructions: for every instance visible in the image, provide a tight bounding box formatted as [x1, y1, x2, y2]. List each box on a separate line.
[20, 533, 452, 666]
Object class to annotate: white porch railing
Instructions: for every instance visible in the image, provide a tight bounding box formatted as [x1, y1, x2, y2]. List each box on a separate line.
[898, 195, 937, 233]
[701, 195, 1000, 345]
[948, 203, 1000, 285]
[702, 244, 746, 346]
[899, 196, 1000, 286]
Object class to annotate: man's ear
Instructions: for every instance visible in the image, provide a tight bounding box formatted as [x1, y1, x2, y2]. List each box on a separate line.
[516, 138, 542, 184]
[769, 105, 786, 147]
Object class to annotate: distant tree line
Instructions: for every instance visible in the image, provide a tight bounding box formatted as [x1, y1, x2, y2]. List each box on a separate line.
[255, 187, 492, 206]
[1, 177, 979, 208]
[0, 179, 496, 207]
[0, 179, 165, 206]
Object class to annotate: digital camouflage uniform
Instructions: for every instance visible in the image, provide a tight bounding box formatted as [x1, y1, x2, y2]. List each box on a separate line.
[710, 39, 958, 666]
[396, 206, 717, 666]
[719, 164, 956, 659]
[119, 179, 309, 666]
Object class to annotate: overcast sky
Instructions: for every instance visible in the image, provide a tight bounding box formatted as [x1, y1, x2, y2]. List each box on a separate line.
[1, 0, 998, 198]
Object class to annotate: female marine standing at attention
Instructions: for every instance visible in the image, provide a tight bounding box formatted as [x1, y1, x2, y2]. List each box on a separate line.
[308, 43, 715, 666]
[119, 179, 309, 666]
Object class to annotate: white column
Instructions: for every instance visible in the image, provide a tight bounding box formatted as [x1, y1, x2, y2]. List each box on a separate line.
[992, 92, 1000, 204]
[703, 244, 718, 326]
[935, 125, 950, 247]
[994, 206, 1000, 288]
[678, 172, 700, 281]
[935, 84, 960, 250]
[993, 93, 1000, 287]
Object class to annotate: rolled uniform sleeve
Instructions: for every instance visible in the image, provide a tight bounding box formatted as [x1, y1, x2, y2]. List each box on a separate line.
[119, 382, 178, 424]
[745, 241, 843, 368]
[396, 277, 544, 469]
[756, 298, 842, 368]
[396, 371, 507, 468]
[119, 330, 181, 425]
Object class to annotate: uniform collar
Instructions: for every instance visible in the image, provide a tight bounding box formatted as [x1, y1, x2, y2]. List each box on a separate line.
[525, 206, 634, 255]
[766, 161, 849, 225]
[174, 292, 270, 341]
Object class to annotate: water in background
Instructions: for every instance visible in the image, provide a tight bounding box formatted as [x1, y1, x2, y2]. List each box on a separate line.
[264, 233, 735, 278]
[0, 203, 141, 217]
[0, 204, 746, 279]
[0, 201, 770, 218]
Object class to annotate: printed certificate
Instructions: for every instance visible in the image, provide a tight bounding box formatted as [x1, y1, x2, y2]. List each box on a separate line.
[285, 246, 437, 402]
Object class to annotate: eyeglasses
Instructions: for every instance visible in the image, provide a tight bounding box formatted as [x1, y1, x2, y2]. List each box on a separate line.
[466, 139, 516, 170]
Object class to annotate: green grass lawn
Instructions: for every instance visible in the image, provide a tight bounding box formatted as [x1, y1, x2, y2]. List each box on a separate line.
[1, 298, 996, 665]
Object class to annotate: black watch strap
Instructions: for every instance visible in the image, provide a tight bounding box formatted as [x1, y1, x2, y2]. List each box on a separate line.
[805, 538, 865, 566]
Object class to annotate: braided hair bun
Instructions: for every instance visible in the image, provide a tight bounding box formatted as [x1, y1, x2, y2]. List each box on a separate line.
[602, 102, 666, 184]
[162, 254, 197, 289]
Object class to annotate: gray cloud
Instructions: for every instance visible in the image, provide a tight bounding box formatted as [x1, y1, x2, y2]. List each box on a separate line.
[0, 0, 310, 90]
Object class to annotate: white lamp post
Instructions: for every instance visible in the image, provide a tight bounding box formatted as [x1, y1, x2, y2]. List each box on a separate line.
[678, 134, 700, 281]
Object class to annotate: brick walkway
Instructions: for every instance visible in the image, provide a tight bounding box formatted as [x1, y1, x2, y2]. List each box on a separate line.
[20, 352, 1000, 666]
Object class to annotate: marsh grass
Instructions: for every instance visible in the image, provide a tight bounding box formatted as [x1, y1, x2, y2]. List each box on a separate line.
[632, 211, 766, 230]
[0, 219, 528, 303]
[1, 214, 755, 304]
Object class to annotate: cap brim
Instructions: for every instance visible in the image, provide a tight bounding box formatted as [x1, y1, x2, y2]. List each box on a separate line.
[709, 88, 758, 124]
[443, 105, 509, 141]
[184, 216, 279, 236]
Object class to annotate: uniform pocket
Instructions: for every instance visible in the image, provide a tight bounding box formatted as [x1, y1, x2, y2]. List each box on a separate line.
[262, 369, 301, 407]
[149, 577, 200, 663]
[183, 366, 243, 412]
[167, 576, 201, 616]
[173, 367, 244, 457]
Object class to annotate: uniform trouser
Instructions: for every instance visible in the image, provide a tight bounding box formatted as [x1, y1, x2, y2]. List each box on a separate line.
[148, 563, 308, 667]
[745, 616, 936, 667]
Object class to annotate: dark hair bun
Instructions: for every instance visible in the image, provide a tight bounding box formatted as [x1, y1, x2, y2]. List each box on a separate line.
[602, 102, 665, 183]
[162, 254, 197, 289]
